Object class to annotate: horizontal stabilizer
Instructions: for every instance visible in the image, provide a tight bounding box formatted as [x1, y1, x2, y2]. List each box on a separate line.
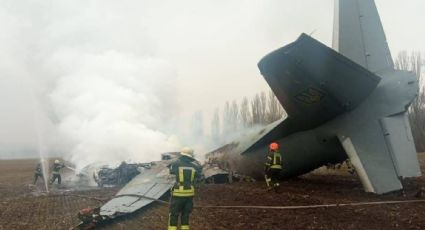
[380, 113, 421, 178]
[338, 120, 403, 194]
[258, 34, 381, 129]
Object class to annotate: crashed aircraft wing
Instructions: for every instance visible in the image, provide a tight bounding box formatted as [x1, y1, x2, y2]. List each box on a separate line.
[100, 161, 174, 217]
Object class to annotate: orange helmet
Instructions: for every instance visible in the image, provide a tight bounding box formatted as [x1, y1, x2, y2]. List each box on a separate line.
[269, 142, 279, 151]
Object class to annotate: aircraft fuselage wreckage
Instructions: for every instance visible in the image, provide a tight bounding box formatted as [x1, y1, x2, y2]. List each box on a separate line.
[208, 0, 420, 194]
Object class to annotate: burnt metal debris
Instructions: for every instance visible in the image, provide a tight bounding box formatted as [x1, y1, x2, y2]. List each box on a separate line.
[99, 160, 175, 217]
[74, 152, 255, 229]
[75, 153, 180, 229]
[203, 154, 255, 184]
[93, 162, 151, 187]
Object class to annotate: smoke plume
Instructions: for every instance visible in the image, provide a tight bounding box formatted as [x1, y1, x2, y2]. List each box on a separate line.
[0, 0, 340, 168]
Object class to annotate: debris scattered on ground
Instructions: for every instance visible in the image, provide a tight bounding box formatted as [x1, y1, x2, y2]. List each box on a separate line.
[1, 154, 425, 229]
[93, 162, 151, 187]
[75, 207, 109, 230]
[204, 154, 255, 184]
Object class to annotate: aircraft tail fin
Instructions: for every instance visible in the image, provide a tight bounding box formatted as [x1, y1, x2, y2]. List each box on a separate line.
[258, 34, 380, 129]
[333, 0, 394, 73]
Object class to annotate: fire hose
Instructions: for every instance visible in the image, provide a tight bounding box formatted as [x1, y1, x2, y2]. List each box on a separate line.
[71, 194, 425, 229]
[68, 193, 425, 210]
[195, 199, 425, 210]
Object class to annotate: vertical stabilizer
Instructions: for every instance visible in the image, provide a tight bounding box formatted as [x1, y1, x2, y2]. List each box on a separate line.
[333, 0, 394, 73]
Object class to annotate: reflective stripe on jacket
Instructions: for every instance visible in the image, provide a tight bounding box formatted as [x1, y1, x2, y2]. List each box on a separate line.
[170, 156, 202, 197]
[172, 166, 196, 197]
[265, 151, 282, 170]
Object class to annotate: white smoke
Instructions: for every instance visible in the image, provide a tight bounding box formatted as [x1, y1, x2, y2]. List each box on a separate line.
[0, 0, 338, 168]
[29, 1, 184, 170]
[47, 50, 180, 170]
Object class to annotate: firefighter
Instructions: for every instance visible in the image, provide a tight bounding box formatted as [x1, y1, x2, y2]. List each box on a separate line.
[33, 162, 44, 184]
[168, 147, 202, 230]
[51, 160, 65, 184]
[264, 142, 282, 190]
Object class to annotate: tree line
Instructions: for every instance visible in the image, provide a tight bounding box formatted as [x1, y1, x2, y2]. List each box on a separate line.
[210, 90, 286, 145]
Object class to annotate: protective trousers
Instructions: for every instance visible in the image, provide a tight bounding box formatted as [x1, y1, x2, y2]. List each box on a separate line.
[265, 168, 280, 187]
[168, 196, 193, 230]
[33, 173, 43, 184]
[51, 173, 61, 184]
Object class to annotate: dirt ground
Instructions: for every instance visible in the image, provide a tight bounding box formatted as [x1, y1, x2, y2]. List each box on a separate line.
[1, 155, 425, 230]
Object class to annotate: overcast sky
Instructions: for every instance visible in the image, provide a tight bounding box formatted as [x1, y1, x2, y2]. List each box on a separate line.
[0, 0, 424, 160]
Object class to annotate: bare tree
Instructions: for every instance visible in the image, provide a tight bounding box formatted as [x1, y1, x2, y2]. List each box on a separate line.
[240, 97, 251, 127]
[395, 51, 410, 71]
[259, 91, 267, 124]
[211, 108, 221, 144]
[266, 90, 285, 123]
[217, 90, 286, 138]
[251, 93, 261, 125]
[230, 100, 239, 132]
[222, 101, 231, 135]
[395, 51, 425, 152]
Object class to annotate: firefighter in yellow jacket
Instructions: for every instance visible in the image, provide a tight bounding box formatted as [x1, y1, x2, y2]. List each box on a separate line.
[264, 142, 282, 190]
[168, 147, 202, 230]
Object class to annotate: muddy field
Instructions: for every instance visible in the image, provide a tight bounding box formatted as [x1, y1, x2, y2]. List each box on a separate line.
[1, 155, 425, 230]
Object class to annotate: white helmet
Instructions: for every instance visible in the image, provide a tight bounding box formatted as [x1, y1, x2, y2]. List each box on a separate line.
[180, 147, 194, 158]
[54, 160, 60, 164]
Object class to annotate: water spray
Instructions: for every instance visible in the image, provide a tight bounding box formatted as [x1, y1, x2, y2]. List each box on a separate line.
[33, 100, 50, 193]
[66, 166, 76, 171]
[18, 66, 50, 193]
